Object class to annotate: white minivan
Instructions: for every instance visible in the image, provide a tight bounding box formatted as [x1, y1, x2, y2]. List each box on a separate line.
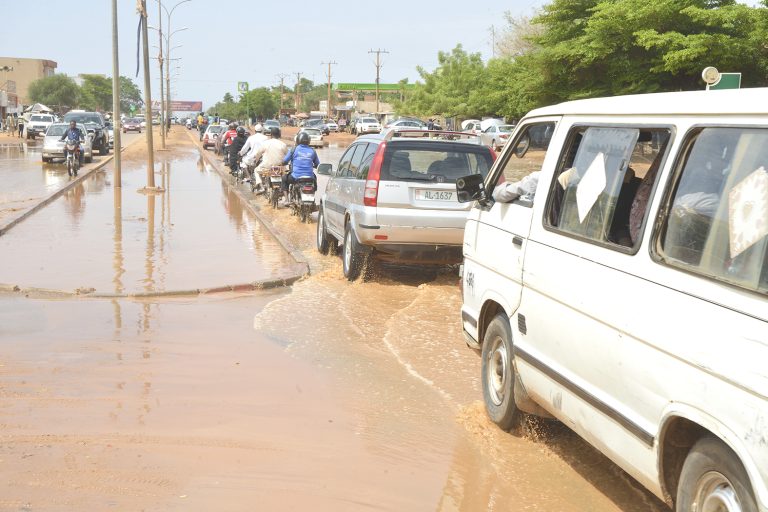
[456, 88, 768, 512]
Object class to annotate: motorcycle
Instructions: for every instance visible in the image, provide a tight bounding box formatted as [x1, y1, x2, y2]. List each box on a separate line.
[65, 140, 81, 177]
[288, 176, 317, 223]
[264, 166, 285, 209]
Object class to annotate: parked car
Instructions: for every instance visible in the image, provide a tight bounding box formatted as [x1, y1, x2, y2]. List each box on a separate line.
[122, 118, 142, 133]
[263, 119, 281, 138]
[63, 111, 110, 155]
[461, 119, 482, 135]
[321, 120, 339, 134]
[295, 128, 324, 148]
[353, 117, 382, 135]
[455, 87, 768, 512]
[41, 122, 93, 163]
[316, 130, 494, 280]
[480, 124, 515, 151]
[25, 113, 55, 139]
[202, 124, 226, 150]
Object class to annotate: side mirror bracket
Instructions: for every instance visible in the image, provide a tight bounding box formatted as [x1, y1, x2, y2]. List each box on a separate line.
[456, 174, 490, 205]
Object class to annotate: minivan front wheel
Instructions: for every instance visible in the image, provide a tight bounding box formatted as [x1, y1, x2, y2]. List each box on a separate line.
[677, 436, 757, 512]
[482, 314, 521, 431]
[342, 223, 364, 281]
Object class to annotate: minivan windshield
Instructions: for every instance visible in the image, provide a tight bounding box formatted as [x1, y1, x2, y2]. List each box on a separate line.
[31, 115, 52, 122]
[64, 113, 103, 125]
[381, 141, 493, 184]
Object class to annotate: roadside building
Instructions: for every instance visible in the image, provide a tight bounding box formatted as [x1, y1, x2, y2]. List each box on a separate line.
[0, 57, 57, 118]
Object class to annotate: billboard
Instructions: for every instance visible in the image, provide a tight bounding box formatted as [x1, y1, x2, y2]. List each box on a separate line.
[151, 100, 203, 112]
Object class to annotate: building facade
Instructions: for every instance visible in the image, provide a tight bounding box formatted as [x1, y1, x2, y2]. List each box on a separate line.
[0, 57, 57, 116]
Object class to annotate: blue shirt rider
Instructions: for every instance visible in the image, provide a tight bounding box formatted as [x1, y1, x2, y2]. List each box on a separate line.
[60, 121, 85, 166]
[282, 131, 319, 202]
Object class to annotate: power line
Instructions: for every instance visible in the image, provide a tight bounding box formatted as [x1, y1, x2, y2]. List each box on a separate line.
[368, 49, 389, 115]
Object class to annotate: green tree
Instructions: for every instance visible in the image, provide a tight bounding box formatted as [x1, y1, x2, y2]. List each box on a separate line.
[119, 76, 143, 113]
[398, 45, 488, 118]
[79, 74, 113, 111]
[242, 87, 278, 120]
[27, 75, 79, 110]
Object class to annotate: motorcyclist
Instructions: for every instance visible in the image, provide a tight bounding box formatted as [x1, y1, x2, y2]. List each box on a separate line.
[246, 126, 288, 192]
[228, 126, 248, 173]
[282, 131, 319, 203]
[59, 120, 85, 167]
[221, 122, 238, 163]
[239, 123, 268, 166]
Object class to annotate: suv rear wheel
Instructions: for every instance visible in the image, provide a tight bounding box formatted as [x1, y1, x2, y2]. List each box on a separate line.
[342, 223, 364, 281]
[100, 139, 109, 155]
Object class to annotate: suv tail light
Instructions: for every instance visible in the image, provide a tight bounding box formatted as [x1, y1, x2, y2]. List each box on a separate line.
[363, 142, 387, 207]
[488, 146, 497, 161]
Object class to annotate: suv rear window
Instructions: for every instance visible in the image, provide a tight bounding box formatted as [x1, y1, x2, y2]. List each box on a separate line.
[381, 141, 493, 184]
[64, 113, 103, 125]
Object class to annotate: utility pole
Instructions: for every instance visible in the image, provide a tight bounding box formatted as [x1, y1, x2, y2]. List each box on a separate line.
[368, 49, 389, 115]
[321, 61, 337, 119]
[294, 72, 302, 111]
[156, 0, 166, 148]
[111, 0, 122, 187]
[139, 0, 156, 188]
[490, 25, 496, 58]
[276, 73, 287, 113]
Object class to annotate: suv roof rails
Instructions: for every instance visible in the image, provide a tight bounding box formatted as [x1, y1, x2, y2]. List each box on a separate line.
[383, 129, 482, 143]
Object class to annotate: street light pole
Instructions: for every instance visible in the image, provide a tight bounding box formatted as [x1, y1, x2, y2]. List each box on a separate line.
[139, 0, 156, 188]
[156, 0, 166, 148]
[111, 0, 122, 187]
[160, 0, 191, 138]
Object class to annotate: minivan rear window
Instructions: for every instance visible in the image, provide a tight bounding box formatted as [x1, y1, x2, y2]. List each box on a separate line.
[381, 141, 493, 184]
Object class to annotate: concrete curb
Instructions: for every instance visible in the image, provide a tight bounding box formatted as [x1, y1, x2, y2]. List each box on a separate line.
[0, 136, 144, 237]
[187, 130, 311, 277]
[0, 272, 302, 299]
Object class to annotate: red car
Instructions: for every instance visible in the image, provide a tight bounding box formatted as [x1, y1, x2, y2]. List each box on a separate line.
[122, 118, 142, 133]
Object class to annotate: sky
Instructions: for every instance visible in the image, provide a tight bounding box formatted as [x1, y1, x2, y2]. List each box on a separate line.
[0, 0, 545, 111]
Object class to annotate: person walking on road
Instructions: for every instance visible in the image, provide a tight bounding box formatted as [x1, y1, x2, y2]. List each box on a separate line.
[17, 116, 24, 138]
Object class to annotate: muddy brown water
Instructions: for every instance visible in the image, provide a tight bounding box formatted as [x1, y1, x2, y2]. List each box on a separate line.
[0, 131, 668, 511]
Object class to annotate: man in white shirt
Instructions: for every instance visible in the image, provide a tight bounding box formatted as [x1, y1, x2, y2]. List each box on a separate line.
[240, 123, 268, 167]
[246, 127, 288, 191]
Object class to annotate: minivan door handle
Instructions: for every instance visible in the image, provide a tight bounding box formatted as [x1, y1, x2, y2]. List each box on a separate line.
[512, 236, 523, 247]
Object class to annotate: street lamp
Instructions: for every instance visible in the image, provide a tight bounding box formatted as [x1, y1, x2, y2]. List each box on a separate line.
[155, 0, 191, 133]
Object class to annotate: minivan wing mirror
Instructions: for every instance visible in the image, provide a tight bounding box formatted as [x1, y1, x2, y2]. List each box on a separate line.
[317, 163, 333, 176]
[456, 174, 487, 203]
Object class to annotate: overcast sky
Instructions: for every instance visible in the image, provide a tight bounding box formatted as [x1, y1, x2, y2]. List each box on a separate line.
[1, 0, 544, 110]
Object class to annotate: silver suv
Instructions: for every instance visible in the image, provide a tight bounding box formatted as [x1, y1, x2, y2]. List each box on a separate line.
[316, 130, 495, 280]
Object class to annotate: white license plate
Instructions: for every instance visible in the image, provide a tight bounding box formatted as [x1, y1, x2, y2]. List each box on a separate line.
[416, 189, 454, 201]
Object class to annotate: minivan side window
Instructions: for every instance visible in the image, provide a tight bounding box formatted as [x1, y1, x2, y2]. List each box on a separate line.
[491, 122, 556, 191]
[657, 127, 768, 293]
[546, 126, 670, 249]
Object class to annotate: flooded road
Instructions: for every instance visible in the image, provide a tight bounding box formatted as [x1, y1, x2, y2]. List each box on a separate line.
[0, 130, 669, 511]
[0, 133, 141, 225]
[0, 132, 297, 294]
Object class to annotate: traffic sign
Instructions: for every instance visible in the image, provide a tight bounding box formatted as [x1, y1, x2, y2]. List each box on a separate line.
[708, 73, 741, 90]
[237, 81, 249, 93]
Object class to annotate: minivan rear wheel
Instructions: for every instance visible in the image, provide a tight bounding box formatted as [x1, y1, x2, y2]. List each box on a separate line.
[676, 435, 757, 512]
[317, 207, 333, 255]
[343, 223, 364, 281]
[482, 314, 521, 431]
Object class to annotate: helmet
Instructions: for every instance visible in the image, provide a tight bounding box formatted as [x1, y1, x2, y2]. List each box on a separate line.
[268, 126, 280, 138]
[236, 126, 246, 136]
[229, 122, 236, 130]
[297, 132, 310, 146]
[253, 123, 264, 133]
